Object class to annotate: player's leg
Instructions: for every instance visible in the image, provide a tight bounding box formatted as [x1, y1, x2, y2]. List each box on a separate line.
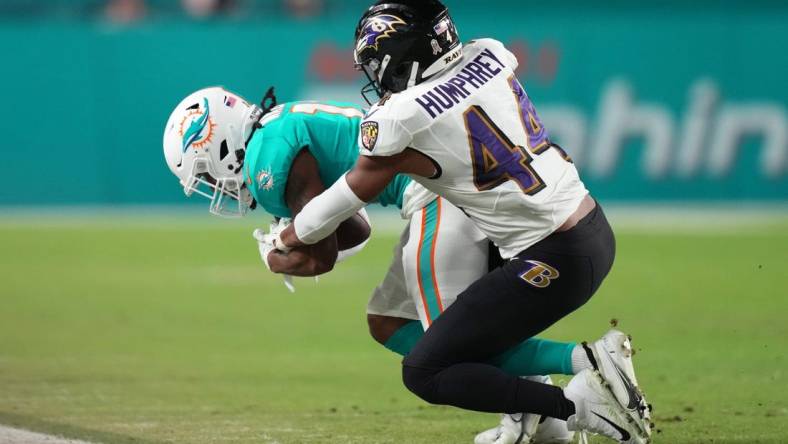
[402, 197, 578, 377]
[402, 196, 488, 330]
[404, 197, 575, 443]
[369, 197, 582, 376]
[365, 199, 592, 380]
[370, 199, 576, 442]
[401, 258, 588, 415]
[365, 225, 424, 355]
[474, 375, 575, 444]
[401, 203, 650, 442]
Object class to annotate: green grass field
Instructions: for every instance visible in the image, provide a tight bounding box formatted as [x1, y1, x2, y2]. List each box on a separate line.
[1, 213, 787, 443]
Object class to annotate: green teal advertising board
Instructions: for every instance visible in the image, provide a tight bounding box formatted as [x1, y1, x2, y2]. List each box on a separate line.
[0, 2, 786, 205]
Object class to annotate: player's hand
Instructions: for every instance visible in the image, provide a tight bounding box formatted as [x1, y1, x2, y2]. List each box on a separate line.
[268, 218, 294, 253]
[253, 226, 297, 293]
[268, 217, 292, 237]
[252, 228, 277, 271]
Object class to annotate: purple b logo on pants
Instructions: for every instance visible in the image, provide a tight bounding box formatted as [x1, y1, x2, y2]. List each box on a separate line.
[518, 260, 560, 288]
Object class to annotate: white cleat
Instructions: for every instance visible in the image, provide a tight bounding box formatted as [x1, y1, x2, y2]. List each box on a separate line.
[584, 329, 652, 437]
[473, 412, 541, 444]
[474, 376, 574, 444]
[564, 369, 648, 444]
[532, 416, 574, 444]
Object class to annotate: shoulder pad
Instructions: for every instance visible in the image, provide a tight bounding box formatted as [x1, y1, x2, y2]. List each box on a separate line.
[471, 38, 518, 71]
[359, 94, 419, 157]
[244, 134, 297, 218]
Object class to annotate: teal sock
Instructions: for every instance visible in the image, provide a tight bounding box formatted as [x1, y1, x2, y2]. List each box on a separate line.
[383, 320, 423, 356]
[490, 338, 576, 376]
[383, 321, 575, 376]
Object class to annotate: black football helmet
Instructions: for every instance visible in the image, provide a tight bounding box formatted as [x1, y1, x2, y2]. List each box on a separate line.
[354, 0, 462, 104]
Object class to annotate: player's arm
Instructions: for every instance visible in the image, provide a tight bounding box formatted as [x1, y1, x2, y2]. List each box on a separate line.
[277, 149, 434, 249]
[267, 149, 371, 276]
[288, 151, 372, 252]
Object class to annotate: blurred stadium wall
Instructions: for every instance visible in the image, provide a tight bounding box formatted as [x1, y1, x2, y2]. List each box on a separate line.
[0, 0, 786, 206]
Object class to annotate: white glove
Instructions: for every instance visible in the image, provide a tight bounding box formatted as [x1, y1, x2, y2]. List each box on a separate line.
[269, 217, 293, 253]
[252, 226, 296, 293]
[268, 217, 292, 238]
[252, 228, 277, 271]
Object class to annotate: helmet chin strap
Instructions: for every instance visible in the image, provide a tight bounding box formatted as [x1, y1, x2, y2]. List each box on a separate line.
[243, 86, 277, 147]
[259, 87, 277, 115]
[377, 54, 392, 84]
[407, 61, 420, 89]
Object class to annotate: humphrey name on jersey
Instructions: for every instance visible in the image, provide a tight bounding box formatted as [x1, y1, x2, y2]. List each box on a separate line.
[415, 47, 505, 119]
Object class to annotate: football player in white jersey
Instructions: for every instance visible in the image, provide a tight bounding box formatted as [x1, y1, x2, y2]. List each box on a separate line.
[163, 86, 582, 443]
[265, 1, 653, 442]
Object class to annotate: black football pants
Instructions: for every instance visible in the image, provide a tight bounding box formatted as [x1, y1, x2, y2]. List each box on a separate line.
[401, 202, 616, 420]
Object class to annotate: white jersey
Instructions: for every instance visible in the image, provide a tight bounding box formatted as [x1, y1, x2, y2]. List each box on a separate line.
[400, 181, 438, 219]
[358, 38, 588, 259]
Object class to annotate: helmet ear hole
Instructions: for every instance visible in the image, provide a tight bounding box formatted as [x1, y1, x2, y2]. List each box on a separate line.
[219, 140, 229, 160]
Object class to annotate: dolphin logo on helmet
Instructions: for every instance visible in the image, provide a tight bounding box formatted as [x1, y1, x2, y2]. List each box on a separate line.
[181, 98, 214, 152]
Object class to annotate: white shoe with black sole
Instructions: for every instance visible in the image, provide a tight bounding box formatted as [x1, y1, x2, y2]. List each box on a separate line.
[584, 329, 652, 439]
[564, 369, 648, 444]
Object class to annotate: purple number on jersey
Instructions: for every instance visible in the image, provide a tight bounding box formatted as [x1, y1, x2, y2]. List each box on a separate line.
[509, 77, 550, 153]
[464, 105, 546, 195]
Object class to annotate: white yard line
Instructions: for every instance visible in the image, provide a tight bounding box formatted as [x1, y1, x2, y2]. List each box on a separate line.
[0, 425, 94, 444]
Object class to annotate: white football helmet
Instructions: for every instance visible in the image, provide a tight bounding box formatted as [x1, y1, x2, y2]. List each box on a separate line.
[163, 87, 264, 217]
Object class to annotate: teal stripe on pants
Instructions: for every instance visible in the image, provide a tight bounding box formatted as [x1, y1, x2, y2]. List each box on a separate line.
[418, 199, 442, 322]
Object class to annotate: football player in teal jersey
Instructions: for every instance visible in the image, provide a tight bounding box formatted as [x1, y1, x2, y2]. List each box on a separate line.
[163, 86, 604, 443]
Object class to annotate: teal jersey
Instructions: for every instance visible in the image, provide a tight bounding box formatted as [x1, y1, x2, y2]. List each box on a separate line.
[243, 101, 411, 218]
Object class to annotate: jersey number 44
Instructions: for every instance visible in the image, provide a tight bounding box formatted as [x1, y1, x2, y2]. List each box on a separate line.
[465, 77, 571, 195]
